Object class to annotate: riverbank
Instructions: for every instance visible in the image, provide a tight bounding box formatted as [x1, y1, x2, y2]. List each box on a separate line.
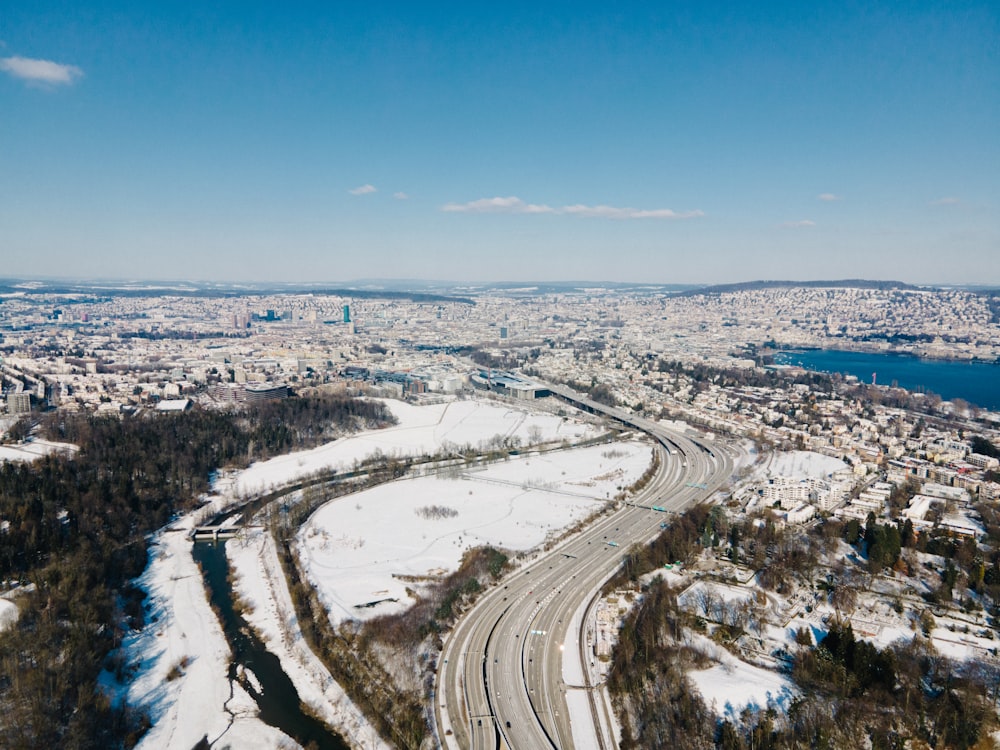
[770, 343, 1000, 366]
[227, 525, 391, 749]
[102, 516, 297, 749]
[821, 343, 993, 365]
[106, 396, 613, 748]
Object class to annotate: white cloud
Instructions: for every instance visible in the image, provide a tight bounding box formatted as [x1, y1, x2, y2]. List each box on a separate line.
[782, 219, 816, 228]
[393, 192, 409, 200]
[1, 55, 83, 86]
[441, 196, 702, 219]
[442, 196, 555, 214]
[817, 193, 841, 202]
[348, 184, 377, 195]
[930, 197, 959, 206]
[562, 204, 703, 219]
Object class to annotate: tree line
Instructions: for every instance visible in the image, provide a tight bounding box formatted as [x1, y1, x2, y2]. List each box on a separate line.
[605, 505, 1000, 749]
[0, 394, 394, 748]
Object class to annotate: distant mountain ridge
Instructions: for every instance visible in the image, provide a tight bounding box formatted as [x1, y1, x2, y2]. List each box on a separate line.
[0, 279, 474, 305]
[676, 279, 930, 297]
[5, 277, 991, 301]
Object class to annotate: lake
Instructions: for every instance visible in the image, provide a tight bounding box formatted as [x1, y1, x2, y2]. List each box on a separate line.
[772, 349, 1000, 411]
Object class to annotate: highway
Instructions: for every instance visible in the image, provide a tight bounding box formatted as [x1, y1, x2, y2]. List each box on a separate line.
[437, 386, 736, 749]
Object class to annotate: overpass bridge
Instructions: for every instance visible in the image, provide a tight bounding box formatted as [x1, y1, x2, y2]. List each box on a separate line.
[190, 525, 260, 541]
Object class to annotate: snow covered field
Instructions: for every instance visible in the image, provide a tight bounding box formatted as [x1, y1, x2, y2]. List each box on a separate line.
[679, 580, 755, 612]
[688, 638, 797, 721]
[223, 398, 599, 499]
[110, 395, 630, 750]
[761, 450, 847, 479]
[298, 441, 652, 624]
[0, 438, 77, 463]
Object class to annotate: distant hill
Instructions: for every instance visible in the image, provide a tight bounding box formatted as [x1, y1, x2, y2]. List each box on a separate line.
[0, 279, 475, 305]
[675, 279, 929, 297]
[0, 277, 701, 301]
[342, 279, 700, 296]
[4, 277, 966, 302]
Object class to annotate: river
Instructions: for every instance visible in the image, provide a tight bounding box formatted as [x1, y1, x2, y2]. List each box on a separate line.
[192, 539, 349, 750]
[772, 349, 1000, 411]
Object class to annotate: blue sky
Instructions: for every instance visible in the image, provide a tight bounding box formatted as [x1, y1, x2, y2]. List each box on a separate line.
[2, 2, 997, 284]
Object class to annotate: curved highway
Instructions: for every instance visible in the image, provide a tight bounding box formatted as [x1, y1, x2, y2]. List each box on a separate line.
[437, 387, 735, 749]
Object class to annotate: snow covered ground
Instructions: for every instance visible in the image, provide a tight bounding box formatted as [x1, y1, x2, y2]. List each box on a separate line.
[921, 618, 998, 661]
[0, 438, 77, 463]
[0, 598, 17, 631]
[771, 542, 1000, 664]
[105, 519, 296, 750]
[589, 574, 800, 726]
[111, 395, 625, 749]
[761, 450, 847, 479]
[687, 634, 797, 721]
[299, 441, 652, 624]
[223, 398, 599, 499]
[678, 580, 755, 612]
[228, 529, 391, 749]
[941, 511, 985, 537]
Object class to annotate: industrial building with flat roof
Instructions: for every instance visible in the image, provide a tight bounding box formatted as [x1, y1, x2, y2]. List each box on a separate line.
[470, 371, 551, 400]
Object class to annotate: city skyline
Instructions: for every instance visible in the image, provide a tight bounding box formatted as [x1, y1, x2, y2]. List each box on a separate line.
[2, 2, 997, 284]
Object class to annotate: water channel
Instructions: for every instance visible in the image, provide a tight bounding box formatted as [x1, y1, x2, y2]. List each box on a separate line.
[192, 539, 349, 750]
